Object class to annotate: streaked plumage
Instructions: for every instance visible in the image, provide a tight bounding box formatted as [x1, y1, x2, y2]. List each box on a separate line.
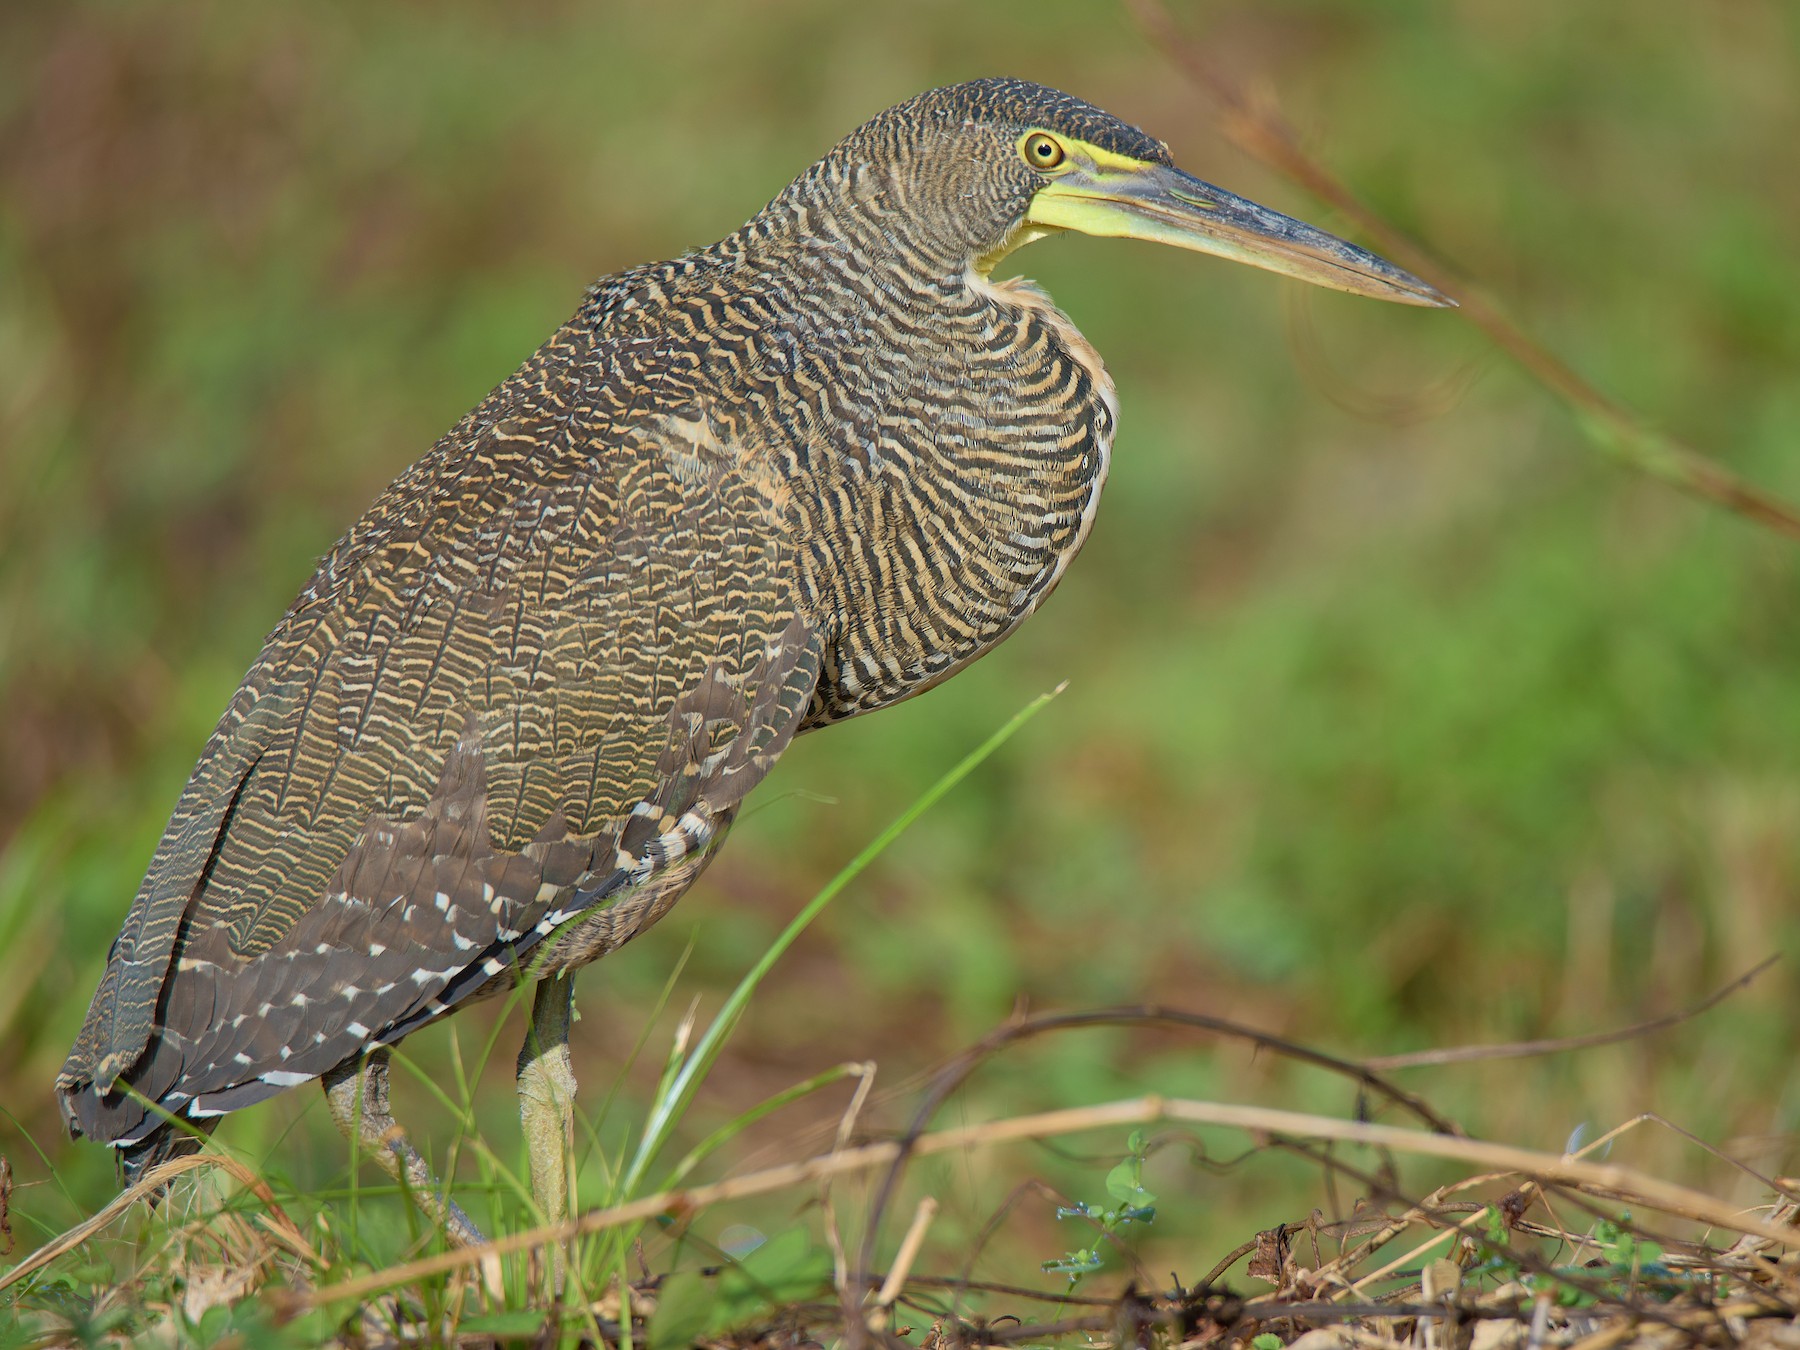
[58, 78, 1445, 1230]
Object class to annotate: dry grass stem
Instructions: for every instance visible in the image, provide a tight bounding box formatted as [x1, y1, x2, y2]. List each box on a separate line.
[870, 1195, 939, 1322]
[0, 1152, 317, 1295]
[1128, 0, 1800, 545]
[293, 1093, 1800, 1311]
[1363, 960, 1780, 1071]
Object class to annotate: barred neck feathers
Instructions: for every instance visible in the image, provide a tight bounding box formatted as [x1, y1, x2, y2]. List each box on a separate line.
[773, 246, 1114, 722]
[721, 238, 1113, 723]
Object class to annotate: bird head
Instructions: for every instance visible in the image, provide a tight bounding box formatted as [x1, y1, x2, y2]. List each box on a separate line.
[816, 78, 1450, 308]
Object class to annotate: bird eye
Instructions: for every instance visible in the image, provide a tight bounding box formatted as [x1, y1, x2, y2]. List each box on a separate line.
[1021, 132, 1065, 170]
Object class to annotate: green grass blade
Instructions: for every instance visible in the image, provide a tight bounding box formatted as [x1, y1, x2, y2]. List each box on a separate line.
[616, 686, 1061, 1202]
[656, 1062, 864, 1194]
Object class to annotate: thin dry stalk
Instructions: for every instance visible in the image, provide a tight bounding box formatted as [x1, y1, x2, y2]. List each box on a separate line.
[1127, 0, 1800, 544]
[1364, 960, 1780, 1071]
[871, 1196, 939, 1317]
[823, 1060, 879, 1298]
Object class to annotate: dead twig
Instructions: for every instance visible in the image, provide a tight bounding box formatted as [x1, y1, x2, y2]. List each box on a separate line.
[0, 1155, 12, 1258]
[1364, 957, 1779, 1070]
[1127, 0, 1800, 544]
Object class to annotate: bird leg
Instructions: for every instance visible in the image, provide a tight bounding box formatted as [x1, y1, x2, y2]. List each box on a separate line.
[516, 974, 578, 1231]
[323, 1048, 486, 1247]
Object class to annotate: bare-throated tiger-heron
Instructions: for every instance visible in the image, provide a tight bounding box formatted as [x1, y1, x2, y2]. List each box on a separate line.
[59, 79, 1449, 1243]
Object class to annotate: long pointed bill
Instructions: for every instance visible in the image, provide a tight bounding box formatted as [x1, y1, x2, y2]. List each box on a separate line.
[1026, 159, 1452, 308]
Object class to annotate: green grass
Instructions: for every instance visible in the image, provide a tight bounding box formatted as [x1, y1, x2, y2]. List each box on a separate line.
[3, 0, 1799, 1340]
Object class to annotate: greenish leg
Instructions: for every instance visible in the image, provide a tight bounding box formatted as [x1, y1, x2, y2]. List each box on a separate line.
[517, 974, 578, 1235]
[323, 1048, 486, 1248]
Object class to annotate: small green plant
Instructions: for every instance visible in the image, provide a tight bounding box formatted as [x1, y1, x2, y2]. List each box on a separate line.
[1467, 1203, 1524, 1286]
[1041, 1129, 1157, 1286]
[1581, 1217, 1664, 1275]
[1542, 1215, 1674, 1307]
[1471, 1206, 1680, 1309]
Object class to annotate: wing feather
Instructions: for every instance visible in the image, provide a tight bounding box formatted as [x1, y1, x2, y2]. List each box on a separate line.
[59, 321, 817, 1147]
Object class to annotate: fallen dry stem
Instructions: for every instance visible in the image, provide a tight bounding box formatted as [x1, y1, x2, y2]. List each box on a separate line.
[297, 1093, 1799, 1311]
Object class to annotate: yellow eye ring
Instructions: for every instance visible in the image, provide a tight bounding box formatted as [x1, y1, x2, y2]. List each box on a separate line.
[1021, 132, 1065, 171]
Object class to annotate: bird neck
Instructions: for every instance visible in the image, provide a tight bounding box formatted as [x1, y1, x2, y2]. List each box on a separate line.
[723, 209, 1120, 723]
[807, 266, 1118, 725]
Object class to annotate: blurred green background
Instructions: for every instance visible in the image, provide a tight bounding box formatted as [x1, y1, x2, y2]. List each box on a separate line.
[3, 0, 1799, 1292]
